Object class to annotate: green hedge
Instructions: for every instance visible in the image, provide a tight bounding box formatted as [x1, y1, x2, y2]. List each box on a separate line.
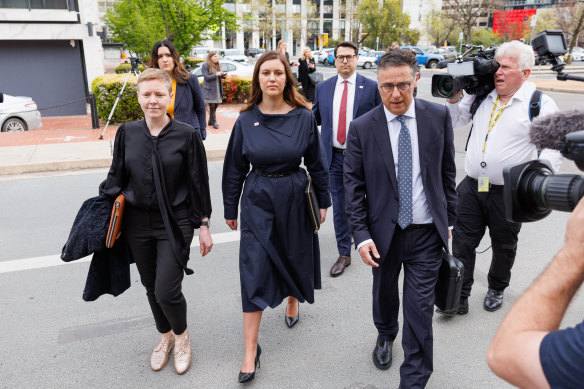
[92, 74, 142, 124]
[91, 75, 252, 123]
[114, 63, 148, 74]
[183, 56, 204, 68]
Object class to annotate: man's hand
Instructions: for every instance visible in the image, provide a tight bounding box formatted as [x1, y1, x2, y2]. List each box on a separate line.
[358, 242, 380, 267]
[199, 227, 213, 256]
[320, 208, 327, 224]
[225, 219, 237, 231]
[446, 90, 463, 104]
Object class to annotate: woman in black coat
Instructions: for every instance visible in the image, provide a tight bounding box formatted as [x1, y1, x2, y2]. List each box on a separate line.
[101, 68, 213, 375]
[297, 47, 316, 102]
[150, 40, 208, 139]
[201, 51, 224, 129]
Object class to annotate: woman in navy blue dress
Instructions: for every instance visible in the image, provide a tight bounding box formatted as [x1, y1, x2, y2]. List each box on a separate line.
[222, 51, 331, 383]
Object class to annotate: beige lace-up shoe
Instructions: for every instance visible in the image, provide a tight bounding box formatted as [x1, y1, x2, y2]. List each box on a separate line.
[174, 335, 192, 375]
[150, 336, 175, 371]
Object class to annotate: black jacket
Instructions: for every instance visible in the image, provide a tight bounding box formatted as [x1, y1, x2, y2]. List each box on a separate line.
[174, 75, 207, 139]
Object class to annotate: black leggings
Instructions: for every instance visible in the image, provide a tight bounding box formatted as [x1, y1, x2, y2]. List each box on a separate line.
[123, 205, 195, 335]
[208, 103, 218, 122]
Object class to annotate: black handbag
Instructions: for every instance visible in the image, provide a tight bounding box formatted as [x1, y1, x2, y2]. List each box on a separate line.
[308, 72, 324, 85]
[305, 174, 320, 234]
[435, 249, 464, 314]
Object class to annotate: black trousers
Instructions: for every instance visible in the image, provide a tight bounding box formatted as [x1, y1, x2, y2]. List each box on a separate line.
[452, 176, 522, 298]
[372, 224, 442, 389]
[124, 205, 195, 335]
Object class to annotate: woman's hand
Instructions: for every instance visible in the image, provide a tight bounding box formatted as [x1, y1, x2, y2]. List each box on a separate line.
[320, 208, 327, 224]
[226, 219, 238, 231]
[309, 63, 315, 69]
[199, 227, 213, 256]
[216, 71, 223, 77]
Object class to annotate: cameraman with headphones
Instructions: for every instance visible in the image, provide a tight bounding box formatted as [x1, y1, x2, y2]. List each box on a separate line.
[487, 196, 584, 389]
[445, 40, 562, 315]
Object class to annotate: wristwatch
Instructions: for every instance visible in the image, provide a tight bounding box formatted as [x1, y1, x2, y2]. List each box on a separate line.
[200, 220, 210, 227]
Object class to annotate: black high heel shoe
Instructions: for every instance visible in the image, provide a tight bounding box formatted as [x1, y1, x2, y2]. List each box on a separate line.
[285, 301, 300, 328]
[238, 344, 261, 383]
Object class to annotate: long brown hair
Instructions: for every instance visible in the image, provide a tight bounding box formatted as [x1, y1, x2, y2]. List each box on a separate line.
[149, 40, 190, 84]
[241, 51, 309, 113]
[205, 51, 222, 73]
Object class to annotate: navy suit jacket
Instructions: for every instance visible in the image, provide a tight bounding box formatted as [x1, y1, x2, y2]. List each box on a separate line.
[174, 74, 207, 139]
[312, 73, 382, 167]
[344, 100, 457, 261]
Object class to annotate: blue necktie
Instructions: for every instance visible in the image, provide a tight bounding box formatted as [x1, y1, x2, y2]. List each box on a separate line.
[397, 115, 413, 229]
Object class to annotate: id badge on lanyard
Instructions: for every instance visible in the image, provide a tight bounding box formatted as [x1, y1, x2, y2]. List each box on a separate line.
[479, 96, 508, 192]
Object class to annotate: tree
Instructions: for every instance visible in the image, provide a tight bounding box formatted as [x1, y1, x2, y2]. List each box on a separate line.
[533, 8, 559, 36]
[556, 0, 584, 52]
[424, 9, 458, 47]
[495, 11, 531, 41]
[442, 0, 493, 43]
[470, 28, 501, 47]
[357, 0, 419, 49]
[105, 0, 238, 57]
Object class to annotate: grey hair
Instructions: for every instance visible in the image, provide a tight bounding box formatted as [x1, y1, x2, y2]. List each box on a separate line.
[495, 40, 535, 71]
[377, 49, 419, 79]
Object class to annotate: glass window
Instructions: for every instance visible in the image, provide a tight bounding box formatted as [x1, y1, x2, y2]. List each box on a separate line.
[30, 0, 68, 9]
[0, 0, 29, 8]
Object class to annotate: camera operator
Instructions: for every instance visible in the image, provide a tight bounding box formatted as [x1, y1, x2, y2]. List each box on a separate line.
[487, 196, 584, 389]
[445, 40, 563, 314]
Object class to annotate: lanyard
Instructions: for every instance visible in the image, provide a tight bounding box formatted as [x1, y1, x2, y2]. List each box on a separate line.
[482, 96, 509, 153]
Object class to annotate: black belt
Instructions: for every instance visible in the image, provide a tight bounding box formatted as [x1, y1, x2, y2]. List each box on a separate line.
[398, 223, 435, 231]
[252, 167, 299, 178]
[467, 176, 504, 190]
[332, 147, 346, 155]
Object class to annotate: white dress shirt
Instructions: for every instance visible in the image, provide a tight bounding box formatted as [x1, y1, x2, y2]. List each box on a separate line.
[356, 100, 433, 251]
[332, 72, 357, 149]
[447, 81, 562, 185]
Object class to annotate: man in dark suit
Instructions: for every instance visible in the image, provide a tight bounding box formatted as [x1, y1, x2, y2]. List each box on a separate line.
[312, 41, 382, 277]
[344, 49, 457, 388]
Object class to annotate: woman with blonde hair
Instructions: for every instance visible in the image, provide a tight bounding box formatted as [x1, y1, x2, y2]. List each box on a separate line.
[201, 51, 224, 129]
[222, 51, 331, 383]
[297, 47, 317, 102]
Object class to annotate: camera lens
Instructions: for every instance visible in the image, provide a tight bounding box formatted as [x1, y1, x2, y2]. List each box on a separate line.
[503, 160, 584, 222]
[437, 76, 454, 97]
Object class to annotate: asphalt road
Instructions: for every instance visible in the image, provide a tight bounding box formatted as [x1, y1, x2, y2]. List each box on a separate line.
[1, 70, 583, 388]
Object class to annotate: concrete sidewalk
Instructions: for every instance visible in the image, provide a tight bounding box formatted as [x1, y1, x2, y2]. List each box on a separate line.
[1, 77, 583, 175]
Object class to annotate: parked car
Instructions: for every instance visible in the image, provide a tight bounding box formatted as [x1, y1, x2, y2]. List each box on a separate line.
[400, 46, 444, 69]
[357, 51, 379, 69]
[191, 59, 254, 81]
[317, 48, 335, 64]
[432, 47, 458, 59]
[191, 47, 210, 60]
[221, 49, 249, 63]
[371, 50, 386, 64]
[246, 48, 265, 57]
[0, 92, 42, 132]
[570, 47, 584, 61]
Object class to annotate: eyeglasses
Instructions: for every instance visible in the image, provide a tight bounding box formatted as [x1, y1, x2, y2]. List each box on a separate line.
[335, 54, 356, 62]
[379, 82, 413, 93]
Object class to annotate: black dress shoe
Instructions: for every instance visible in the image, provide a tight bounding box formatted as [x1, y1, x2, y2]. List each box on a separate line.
[330, 255, 351, 277]
[285, 302, 299, 328]
[238, 344, 261, 383]
[484, 289, 504, 312]
[372, 335, 392, 370]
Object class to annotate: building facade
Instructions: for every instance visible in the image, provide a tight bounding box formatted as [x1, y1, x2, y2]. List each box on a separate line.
[0, 0, 105, 116]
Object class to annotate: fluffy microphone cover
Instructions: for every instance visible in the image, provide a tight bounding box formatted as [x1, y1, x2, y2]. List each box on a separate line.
[530, 109, 584, 150]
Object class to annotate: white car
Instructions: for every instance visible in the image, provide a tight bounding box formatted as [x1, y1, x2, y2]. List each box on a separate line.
[0, 92, 42, 132]
[191, 47, 210, 60]
[358, 52, 378, 69]
[191, 59, 254, 81]
[570, 47, 584, 61]
[221, 49, 249, 63]
[317, 48, 334, 64]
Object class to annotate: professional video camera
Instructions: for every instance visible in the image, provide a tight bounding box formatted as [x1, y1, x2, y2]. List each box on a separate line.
[503, 30, 584, 223]
[431, 45, 499, 101]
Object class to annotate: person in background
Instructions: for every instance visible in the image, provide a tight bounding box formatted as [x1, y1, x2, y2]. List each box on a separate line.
[150, 40, 207, 139]
[100, 68, 213, 375]
[312, 40, 382, 278]
[298, 47, 317, 102]
[222, 50, 330, 384]
[201, 51, 224, 129]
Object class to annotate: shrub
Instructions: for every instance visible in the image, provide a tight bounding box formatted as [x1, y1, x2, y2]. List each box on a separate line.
[183, 56, 204, 68]
[115, 63, 147, 74]
[91, 74, 142, 123]
[221, 76, 252, 103]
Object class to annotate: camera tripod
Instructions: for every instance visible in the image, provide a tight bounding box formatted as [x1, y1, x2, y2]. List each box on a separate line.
[99, 57, 145, 140]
